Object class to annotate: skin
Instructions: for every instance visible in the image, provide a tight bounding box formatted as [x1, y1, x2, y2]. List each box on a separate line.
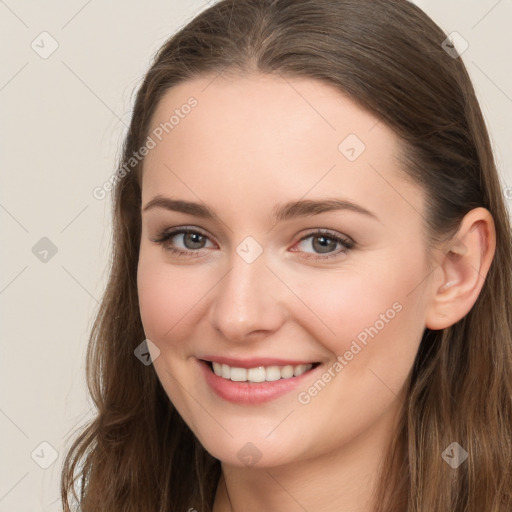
[136, 73, 496, 511]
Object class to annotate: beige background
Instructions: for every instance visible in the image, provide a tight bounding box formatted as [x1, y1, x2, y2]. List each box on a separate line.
[1, 0, 511, 510]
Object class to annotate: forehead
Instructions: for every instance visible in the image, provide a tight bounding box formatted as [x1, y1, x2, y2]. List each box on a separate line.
[141, 73, 423, 229]
[146, 73, 386, 160]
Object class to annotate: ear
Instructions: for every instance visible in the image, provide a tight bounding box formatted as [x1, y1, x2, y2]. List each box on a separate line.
[425, 207, 496, 330]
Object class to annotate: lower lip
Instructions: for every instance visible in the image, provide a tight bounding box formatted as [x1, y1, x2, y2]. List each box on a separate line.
[198, 359, 320, 405]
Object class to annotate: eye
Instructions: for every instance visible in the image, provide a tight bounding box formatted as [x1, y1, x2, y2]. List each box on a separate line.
[151, 227, 355, 261]
[150, 227, 216, 257]
[291, 229, 355, 260]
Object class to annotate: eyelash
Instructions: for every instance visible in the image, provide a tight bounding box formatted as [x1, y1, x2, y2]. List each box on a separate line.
[150, 227, 355, 260]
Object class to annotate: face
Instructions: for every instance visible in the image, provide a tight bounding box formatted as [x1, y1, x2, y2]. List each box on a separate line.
[137, 73, 433, 468]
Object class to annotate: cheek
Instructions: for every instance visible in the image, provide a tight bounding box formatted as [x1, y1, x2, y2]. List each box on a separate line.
[287, 265, 425, 444]
[136, 251, 209, 342]
[296, 270, 404, 337]
[293, 254, 427, 371]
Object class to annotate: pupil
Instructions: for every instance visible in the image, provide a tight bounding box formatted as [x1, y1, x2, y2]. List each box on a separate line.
[313, 235, 335, 254]
[185, 233, 205, 249]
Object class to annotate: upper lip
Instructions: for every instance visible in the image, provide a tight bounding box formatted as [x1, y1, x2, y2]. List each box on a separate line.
[200, 356, 318, 368]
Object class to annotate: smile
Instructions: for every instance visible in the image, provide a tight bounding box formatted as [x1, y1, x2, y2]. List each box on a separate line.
[198, 358, 322, 404]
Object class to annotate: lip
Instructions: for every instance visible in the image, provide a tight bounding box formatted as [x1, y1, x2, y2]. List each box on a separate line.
[197, 358, 321, 405]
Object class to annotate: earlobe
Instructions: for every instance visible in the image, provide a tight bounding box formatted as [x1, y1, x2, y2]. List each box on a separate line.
[425, 207, 496, 331]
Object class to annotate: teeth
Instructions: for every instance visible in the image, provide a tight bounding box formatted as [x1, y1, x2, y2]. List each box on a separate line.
[265, 366, 281, 382]
[230, 367, 247, 382]
[211, 362, 313, 382]
[293, 364, 310, 377]
[247, 366, 266, 382]
[221, 364, 230, 379]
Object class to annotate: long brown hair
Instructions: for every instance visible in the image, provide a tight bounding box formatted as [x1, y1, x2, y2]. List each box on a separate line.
[61, 1, 512, 510]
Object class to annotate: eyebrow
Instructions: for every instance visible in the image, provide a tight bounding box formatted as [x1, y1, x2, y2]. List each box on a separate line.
[142, 195, 378, 223]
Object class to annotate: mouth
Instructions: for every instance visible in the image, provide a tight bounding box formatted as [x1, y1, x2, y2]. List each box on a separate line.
[200, 359, 321, 383]
[197, 357, 324, 404]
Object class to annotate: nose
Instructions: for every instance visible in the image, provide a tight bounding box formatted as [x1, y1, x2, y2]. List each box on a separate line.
[208, 248, 288, 343]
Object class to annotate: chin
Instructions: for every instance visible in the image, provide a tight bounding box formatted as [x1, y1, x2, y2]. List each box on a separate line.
[195, 430, 306, 469]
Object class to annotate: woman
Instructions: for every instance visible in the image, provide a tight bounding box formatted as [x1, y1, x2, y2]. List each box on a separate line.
[61, 0, 512, 510]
